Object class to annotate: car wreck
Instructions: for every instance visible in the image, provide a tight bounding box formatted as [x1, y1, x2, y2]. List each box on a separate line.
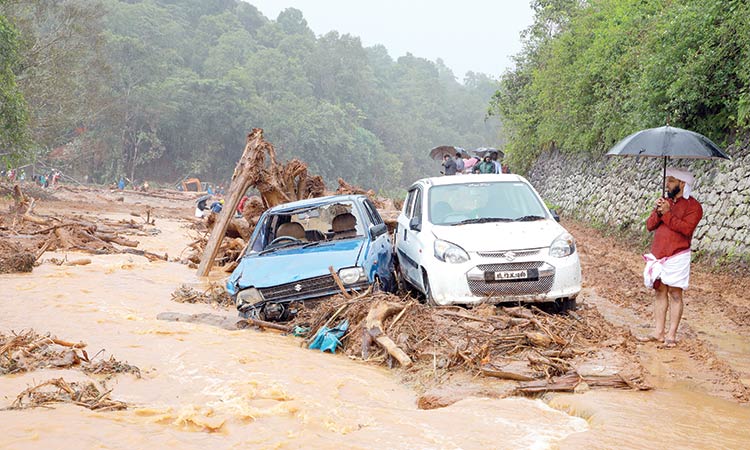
[226, 194, 396, 321]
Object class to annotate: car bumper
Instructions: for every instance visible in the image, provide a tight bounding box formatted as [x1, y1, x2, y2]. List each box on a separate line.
[426, 251, 582, 306]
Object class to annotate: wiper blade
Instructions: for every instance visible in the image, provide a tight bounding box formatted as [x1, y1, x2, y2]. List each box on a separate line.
[515, 215, 546, 222]
[302, 241, 323, 249]
[454, 217, 513, 225]
[259, 242, 301, 255]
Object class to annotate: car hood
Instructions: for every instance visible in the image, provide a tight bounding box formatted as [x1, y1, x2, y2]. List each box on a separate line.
[431, 220, 566, 252]
[228, 239, 365, 292]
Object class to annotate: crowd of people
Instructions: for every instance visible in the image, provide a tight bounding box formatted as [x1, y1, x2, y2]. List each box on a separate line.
[441, 151, 509, 175]
[2, 168, 62, 188]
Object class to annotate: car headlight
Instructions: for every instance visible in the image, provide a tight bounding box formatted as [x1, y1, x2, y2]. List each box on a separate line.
[338, 267, 366, 284]
[549, 232, 576, 258]
[434, 239, 470, 264]
[236, 287, 263, 310]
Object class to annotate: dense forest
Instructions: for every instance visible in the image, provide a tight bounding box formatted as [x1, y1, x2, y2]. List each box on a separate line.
[491, 0, 750, 173]
[0, 0, 501, 191]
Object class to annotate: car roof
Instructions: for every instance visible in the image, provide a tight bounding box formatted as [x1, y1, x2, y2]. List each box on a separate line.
[409, 174, 528, 189]
[267, 194, 365, 213]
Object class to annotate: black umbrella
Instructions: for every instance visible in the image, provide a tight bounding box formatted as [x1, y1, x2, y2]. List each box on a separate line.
[606, 125, 731, 194]
[429, 145, 466, 161]
[472, 147, 504, 159]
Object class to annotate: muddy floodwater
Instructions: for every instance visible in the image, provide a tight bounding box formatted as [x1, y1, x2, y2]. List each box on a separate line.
[3, 213, 750, 449]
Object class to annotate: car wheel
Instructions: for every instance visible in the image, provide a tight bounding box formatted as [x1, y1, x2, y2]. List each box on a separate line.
[421, 270, 438, 307]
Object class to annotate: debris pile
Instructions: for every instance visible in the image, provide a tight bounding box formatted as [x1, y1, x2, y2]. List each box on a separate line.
[0, 240, 36, 273]
[4, 378, 128, 411]
[0, 184, 167, 272]
[0, 330, 139, 411]
[0, 330, 140, 378]
[290, 294, 650, 395]
[171, 283, 234, 308]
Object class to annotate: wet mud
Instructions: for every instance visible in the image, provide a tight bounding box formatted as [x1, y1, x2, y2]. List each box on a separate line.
[2, 187, 749, 449]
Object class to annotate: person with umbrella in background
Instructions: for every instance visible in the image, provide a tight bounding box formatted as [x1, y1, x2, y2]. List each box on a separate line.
[441, 154, 457, 175]
[644, 168, 703, 347]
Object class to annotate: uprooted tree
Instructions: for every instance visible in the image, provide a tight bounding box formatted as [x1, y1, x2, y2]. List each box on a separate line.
[196, 128, 327, 276]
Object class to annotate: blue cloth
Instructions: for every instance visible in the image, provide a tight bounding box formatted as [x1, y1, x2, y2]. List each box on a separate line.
[308, 319, 349, 353]
[118, 178, 125, 190]
[210, 202, 223, 213]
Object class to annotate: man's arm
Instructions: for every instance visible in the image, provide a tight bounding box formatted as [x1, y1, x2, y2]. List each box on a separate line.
[646, 208, 662, 231]
[662, 201, 703, 237]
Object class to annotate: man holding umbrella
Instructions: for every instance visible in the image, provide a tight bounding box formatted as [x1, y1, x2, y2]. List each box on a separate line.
[643, 168, 703, 347]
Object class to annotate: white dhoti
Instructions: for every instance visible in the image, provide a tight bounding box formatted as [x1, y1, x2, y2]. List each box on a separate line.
[643, 249, 691, 290]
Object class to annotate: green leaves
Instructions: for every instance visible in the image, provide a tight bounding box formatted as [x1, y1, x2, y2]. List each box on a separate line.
[491, 0, 749, 170]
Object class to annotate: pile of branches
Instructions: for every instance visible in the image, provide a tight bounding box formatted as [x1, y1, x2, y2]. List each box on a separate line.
[0, 184, 166, 271]
[4, 378, 128, 411]
[171, 283, 234, 308]
[0, 330, 140, 378]
[290, 294, 650, 394]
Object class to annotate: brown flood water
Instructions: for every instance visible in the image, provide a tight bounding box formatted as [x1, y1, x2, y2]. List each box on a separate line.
[2, 215, 748, 449]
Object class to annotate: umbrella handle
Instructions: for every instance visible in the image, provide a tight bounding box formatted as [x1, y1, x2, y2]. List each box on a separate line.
[662, 156, 668, 197]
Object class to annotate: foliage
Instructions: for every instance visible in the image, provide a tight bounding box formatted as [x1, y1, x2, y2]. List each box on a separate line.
[0, 2, 28, 160]
[2, 0, 500, 189]
[490, 0, 750, 173]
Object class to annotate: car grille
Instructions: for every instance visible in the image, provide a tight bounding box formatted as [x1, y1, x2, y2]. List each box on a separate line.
[468, 261, 554, 296]
[259, 275, 369, 302]
[476, 248, 541, 259]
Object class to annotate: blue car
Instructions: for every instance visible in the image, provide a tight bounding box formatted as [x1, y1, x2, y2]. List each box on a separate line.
[226, 194, 397, 321]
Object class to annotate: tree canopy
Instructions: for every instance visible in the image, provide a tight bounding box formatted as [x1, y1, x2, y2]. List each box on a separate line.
[490, 0, 750, 173]
[1, 0, 501, 190]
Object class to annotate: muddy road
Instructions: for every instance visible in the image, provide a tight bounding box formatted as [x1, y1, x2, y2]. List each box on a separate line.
[2, 186, 749, 449]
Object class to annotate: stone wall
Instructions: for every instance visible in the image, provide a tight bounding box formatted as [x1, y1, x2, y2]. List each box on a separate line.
[527, 138, 750, 258]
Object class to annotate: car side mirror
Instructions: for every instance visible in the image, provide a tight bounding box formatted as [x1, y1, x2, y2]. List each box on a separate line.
[551, 209, 560, 222]
[409, 216, 422, 231]
[369, 223, 387, 239]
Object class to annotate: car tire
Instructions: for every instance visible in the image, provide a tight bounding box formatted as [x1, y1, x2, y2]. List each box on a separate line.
[421, 270, 438, 307]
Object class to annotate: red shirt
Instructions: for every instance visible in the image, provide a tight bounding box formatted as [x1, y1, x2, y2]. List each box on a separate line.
[646, 196, 703, 259]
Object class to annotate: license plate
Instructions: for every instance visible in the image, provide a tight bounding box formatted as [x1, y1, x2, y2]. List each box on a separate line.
[495, 269, 528, 280]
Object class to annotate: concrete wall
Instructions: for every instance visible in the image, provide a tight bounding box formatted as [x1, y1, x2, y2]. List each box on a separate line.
[527, 138, 750, 258]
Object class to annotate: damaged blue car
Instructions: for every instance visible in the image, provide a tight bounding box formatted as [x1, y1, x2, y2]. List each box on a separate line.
[226, 194, 397, 321]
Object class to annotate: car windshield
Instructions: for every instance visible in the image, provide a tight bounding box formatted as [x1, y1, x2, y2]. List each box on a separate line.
[428, 182, 549, 226]
[249, 201, 365, 253]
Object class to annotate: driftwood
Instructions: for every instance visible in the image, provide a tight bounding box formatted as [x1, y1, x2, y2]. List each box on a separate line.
[197, 128, 329, 276]
[515, 371, 650, 394]
[481, 361, 536, 381]
[363, 301, 412, 367]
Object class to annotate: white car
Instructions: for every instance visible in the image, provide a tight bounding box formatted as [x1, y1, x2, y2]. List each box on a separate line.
[394, 174, 581, 308]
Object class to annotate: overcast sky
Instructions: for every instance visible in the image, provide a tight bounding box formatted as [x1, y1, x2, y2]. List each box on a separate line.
[245, 0, 535, 80]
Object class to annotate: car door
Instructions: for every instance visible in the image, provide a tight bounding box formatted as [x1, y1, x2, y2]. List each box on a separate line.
[360, 199, 394, 290]
[396, 186, 425, 290]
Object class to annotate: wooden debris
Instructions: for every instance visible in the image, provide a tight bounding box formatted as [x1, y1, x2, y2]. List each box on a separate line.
[364, 301, 412, 367]
[5, 378, 128, 411]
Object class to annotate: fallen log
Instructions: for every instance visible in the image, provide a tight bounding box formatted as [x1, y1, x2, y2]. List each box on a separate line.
[364, 301, 412, 367]
[481, 361, 536, 381]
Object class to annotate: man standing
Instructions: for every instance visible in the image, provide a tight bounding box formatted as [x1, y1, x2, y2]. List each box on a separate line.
[474, 155, 495, 174]
[454, 153, 465, 174]
[642, 168, 703, 347]
[442, 154, 457, 175]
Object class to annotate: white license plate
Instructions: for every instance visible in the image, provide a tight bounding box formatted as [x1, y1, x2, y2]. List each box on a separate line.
[495, 269, 528, 280]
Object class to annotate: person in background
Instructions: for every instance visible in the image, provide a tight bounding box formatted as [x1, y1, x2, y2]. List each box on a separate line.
[474, 155, 495, 174]
[118, 177, 125, 190]
[463, 155, 479, 173]
[642, 168, 703, 348]
[210, 198, 224, 214]
[454, 153, 465, 174]
[490, 152, 502, 174]
[442, 154, 457, 175]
